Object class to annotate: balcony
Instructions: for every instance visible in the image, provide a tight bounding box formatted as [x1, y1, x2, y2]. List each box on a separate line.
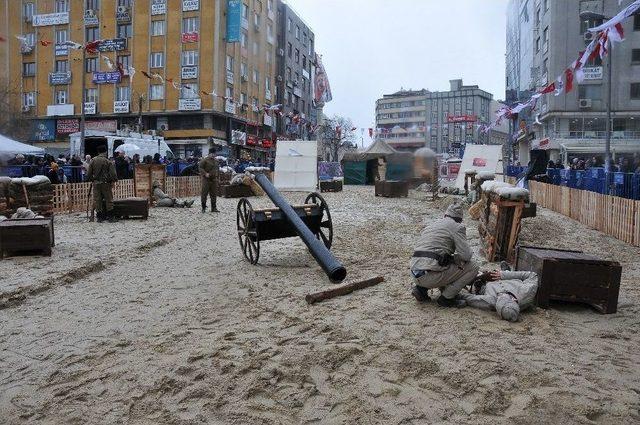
[550, 131, 640, 141]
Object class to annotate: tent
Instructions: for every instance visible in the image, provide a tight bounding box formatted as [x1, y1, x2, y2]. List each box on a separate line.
[454, 144, 504, 190]
[0, 133, 45, 164]
[342, 139, 413, 184]
[274, 140, 318, 191]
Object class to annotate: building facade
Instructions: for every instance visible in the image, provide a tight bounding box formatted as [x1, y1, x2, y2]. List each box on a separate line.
[1, 0, 282, 159]
[506, 0, 640, 164]
[375, 79, 496, 156]
[275, 0, 315, 140]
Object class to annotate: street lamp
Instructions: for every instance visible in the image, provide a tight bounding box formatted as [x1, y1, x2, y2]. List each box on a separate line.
[580, 11, 612, 175]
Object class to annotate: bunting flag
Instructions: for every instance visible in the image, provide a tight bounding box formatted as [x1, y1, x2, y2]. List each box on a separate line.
[39, 39, 53, 47]
[539, 82, 556, 95]
[609, 23, 625, 42]
[116, 62, 125, 78]
[63, 40, 83, 49]
[15, 35, 27, 44]
[554, 76, 564, 96]
[141, 70, 152, 79]
[151, 73, 164, 83]
[102, 55, 114, 70]
[127, 66, 136, 82]
[588, 0, 640, 33]
[84, 40, 101, 54]
[0, 36, 6, 42]
[564, 68, 574, 93]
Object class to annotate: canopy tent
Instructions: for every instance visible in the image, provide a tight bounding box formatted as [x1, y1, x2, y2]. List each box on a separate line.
[342, 138, 400, 162]
[342, 139, 414, 184]
[0, 134, 45, 164]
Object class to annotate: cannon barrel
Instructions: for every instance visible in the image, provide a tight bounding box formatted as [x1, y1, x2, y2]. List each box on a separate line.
[255, 173, 347, 283]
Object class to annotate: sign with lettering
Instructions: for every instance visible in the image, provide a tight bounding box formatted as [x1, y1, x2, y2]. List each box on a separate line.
[84, 102, 96, 115]
[93, 71, 122, 84]
[86, 120, 118, 132]
[178, 98, 202, 111]
[114, 101, 130, 113]
[55, 44, 68, 56]
[583, 67, 603, 80]
[56, 118, 80, 135]
[49, 72, 71, 85]
[226, 0, 242, 42]
[151, 0, 167, 15]
[225, 99, 236, 114]
[116, 8, 131, 23]
[446, 114, 477, 123]
[84, 16, 99, 26]
[183, 0, 200, 11]
[181, 66, 198, 79]
[32, 12, 69, 26]
[263, 114, 272, 127]
[32, 120, 56, 141]
[181, 32, 199, 43]
[98, 38, 127, 52]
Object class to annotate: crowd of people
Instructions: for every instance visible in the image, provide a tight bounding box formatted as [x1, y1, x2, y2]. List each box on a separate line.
[547, 155, 640, 173]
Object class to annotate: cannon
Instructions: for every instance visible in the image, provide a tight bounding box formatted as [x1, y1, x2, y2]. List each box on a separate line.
[236, 173, 347, 283]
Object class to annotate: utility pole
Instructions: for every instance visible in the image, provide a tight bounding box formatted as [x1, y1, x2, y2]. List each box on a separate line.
[79, 34, 87, 156]
[137, 93, 145, 132]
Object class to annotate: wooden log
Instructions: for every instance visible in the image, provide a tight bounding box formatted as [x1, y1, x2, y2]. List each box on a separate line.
[305, 276, 385, 305]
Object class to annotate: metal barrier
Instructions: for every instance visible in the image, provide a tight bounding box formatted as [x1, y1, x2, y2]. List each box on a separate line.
[542, 167, 640, 200]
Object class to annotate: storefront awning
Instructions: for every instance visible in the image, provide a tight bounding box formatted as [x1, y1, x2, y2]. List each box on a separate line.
[165, 138, 209, 145]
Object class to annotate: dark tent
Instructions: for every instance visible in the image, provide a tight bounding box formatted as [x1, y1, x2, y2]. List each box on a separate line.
[342, 139, 414, 184]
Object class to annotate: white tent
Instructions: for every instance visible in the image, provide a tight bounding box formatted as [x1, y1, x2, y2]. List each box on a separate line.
[0, 133, 45, 164]
[274, 140, 318, 192]
[454, 145, 504, 190]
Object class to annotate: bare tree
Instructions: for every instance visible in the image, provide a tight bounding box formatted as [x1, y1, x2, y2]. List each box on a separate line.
[318, 115, 357, 162]
[0, 78, 31, 141]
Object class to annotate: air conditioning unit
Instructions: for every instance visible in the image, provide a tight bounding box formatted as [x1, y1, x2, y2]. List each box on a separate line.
[117, 6, 129, 14]
[85, 9, 96, 18]
[276, 75, 283, 82]
[579, 98, 592, 108]
[241, 74, 248, 82]
[22, 105, 31, 112]
[584, 31, 595, 42]
[277, 48, 284, 57]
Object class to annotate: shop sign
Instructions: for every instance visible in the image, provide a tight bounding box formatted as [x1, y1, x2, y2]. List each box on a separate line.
[114, 101, 130, 113]
[55, 44, 68, 56]
[32, 119, 56, 141]
[225, 99, 236, 114]
[181, 66, 198, 79]
[84, 15, 99, 26]
[116, 8, 131, 23]
[56, 118, 80, 135]
[32, 12, 69, 26]
[98, 38, 127, 52]
[263, 114, 272, 127]
[583, 67, 603, 80]
[182, 32, 199, 43]
[49, 71, 71, 85]
[86, 120, 118, 132]
[178, 98, 202, 111]
[231, 130, 246, 145]
[183, 0, 200, 11]
[446, 114, 477, 123]
[84, 102, 96, 115]
[152, 0, 167, 15]
[93, 71, 122, 84]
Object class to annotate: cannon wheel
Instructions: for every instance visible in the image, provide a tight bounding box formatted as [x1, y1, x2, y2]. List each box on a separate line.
[237, 198, 260, 264]
[304, 192, 333, 249]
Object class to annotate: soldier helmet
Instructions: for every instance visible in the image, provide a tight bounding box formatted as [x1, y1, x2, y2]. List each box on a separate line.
[495, 293, 520, 322]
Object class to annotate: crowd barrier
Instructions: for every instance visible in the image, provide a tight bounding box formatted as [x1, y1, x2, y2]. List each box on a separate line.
[529, 181, 640, 247]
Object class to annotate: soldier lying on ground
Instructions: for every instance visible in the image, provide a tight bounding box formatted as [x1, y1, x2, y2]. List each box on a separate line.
[152, 181, 195, 208]
[460, 270, 539, 322]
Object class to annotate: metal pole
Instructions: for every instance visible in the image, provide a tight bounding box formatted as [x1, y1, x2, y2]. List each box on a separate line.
[138, 93, 143, 131]
[605, 46, 612, 181]
[79, 44, 86, 157]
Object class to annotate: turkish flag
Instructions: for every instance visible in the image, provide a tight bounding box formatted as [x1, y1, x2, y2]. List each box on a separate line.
[565, 68, 574, 93]
[539, 82, 556, 95]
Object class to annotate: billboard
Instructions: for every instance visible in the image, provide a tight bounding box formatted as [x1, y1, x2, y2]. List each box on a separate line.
[226, 0, 242, 43]
[49, 72, 72, 85]
[31, 120, 56, 141]
[32, 12, 69, 26]
[98, 38, 127, 52]
[93, 71, 122, 84]
[152, 0, 167, 15]
[56, 118, 80, 135]
[86, 120, 118, 132]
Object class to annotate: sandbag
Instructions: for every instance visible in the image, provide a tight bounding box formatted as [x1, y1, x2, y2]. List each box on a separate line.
[476, 171, 495, 181]
[495, 187, 530, 201]
[481, 181, 511, 193]
[11, 175, 51, 186]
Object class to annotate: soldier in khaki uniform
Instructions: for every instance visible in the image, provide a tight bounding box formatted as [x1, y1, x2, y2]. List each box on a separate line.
[199, 151, 220, 213]
[86, 145, 118, 223]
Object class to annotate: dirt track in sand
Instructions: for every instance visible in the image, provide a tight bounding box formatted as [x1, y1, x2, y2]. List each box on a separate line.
[1, 186, 639, 424]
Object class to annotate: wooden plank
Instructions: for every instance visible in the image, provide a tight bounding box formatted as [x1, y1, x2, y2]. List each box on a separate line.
[635, 201, 640, 247]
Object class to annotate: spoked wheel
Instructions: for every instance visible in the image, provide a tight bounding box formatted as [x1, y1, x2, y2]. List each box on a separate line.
[236, 198, 260, 264]
[304, 192, 333, 249]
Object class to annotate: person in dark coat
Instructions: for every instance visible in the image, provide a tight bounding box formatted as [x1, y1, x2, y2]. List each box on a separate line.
[114, 152, 129, 180]
[46, 162, 61, 184]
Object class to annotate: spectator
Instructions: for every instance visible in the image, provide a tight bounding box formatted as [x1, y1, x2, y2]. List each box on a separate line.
[547, 160, 555, 170]
[153, 153, 162, 164]
[620, 158, 633, 173]
[114, 152, 129, 179]
[70, 154, 82, 183]
[132, 153, 140, 165]
[47, 162, 61, 184]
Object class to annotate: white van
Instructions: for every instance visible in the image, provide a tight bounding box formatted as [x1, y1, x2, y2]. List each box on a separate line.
[70, 130, 174, 159]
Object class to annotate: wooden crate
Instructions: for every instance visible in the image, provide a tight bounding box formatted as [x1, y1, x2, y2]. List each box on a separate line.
[516, 246, 621, 314]
[112, 198, 149, 220]
[0, 218, 53, 259]
[375, 180, 408, 198]
[320, 180, 343, 193]
[134, 164, 166, 202]
[479, 193, 527, 264]
[220, 184, 254, 198]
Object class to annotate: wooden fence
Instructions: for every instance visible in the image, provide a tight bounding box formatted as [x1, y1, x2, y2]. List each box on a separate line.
[529, 181, 640, 246]
[52, 176, 202, 214]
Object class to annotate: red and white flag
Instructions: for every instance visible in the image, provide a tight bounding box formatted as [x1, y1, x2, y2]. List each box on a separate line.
[564, 68, 574, 93]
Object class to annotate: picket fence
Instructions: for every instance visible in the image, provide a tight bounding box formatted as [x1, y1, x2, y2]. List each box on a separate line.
[52, 176, 201, 214]
[529, 181, 640, 247]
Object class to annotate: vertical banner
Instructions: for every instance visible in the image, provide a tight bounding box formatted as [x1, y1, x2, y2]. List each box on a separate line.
[226, 0, 242, 43]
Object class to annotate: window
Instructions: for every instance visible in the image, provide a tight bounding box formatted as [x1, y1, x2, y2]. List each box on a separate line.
[286, 67, 291, 81]
[266, 48, 272, 64]
[301, 100, 305, 113]
[579, 85, 602, 100]
[265, 77, 271, 92]
[303, 32, 308, 45]
[267, 23, 273, 39]
[633, 49, 640, 63]
[542, 26, 549, 51]
[287, 42, 292, 57]
[294, 72, 299, 83]
[535, 8, 540, 26]
[287, 91, 292, 106]
[295, 49, 299, 63]
[85, 57, 98, 72]
[86, 27, 100, 42]
[150, 52, 164, 68]
[23, 92, 36, 107]
[240, 93, 247, 106]
[150, 85, 164, 100]
[296, 25, 300, 39]
[116, 86, 130, 101]
[535, 37, 540, 53]
[635, 15, 640, 31]
[23, 33, 36, 47]
[631, 83, 640, 99]
[55, 30, 68, 45]
[181, 50, 199, 66]
[55, 60, 68, 73]
[22, 62, 35, 76]
[267, 0, 273, 13]
[242, 3, 248, 19]
[85, 0, 100, 9]
[23, 3, 34, 19]
[118, 0, 132, 6]
[543, 0, 548, 11]
[56, 90, 68, 105]
[287, 18, 292, 32]
[183, 17, 199, 33]
[241, 31, 248, 48]
[226, 55, 234, 71]
[254, 13, 260, 27]
[302, 55, 307, 68]
[240, 62, 247, 77]
[117, 55, 130, 69]
[55, 0, 69, 13]
[117, 24, 132, 39]
[151, 20, 165, 36]
[84, 88, 98, 103]
[226, 86, 233, 99]
[252, 69, 259, 84]
[180, 83, 198, 99]
[252, 41, 259, 55]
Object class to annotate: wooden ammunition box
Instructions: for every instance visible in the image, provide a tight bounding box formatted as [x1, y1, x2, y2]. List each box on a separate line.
[319, 180, 343, 193]
[0, 217, 53, 259]
[516, 246, 621, 314]
[220, 184, 254, 198]
[375, 180, 409, 198]
[112, 197, 149, 220]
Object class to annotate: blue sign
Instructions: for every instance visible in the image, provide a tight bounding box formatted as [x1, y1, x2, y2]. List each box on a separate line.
[92, 71, 122, 84]
[226, 0, 241, 43]
[32, 120, 56, 141]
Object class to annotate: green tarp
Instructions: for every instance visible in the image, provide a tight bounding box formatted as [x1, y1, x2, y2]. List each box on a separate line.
[344, 161, 367, 185]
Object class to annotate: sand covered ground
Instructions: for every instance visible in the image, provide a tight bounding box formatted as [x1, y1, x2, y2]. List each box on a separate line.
[1, 186, 639, 424]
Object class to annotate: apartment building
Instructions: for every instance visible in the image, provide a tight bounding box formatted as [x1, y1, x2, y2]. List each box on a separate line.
[375, 79, 495, 156]
[506, 0, 640, 163]
[1, 0, 279, 159]
[275, 0, 315, 140]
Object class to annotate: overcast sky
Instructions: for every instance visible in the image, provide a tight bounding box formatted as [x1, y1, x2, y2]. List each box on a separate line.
[287, 0, 509, 145]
